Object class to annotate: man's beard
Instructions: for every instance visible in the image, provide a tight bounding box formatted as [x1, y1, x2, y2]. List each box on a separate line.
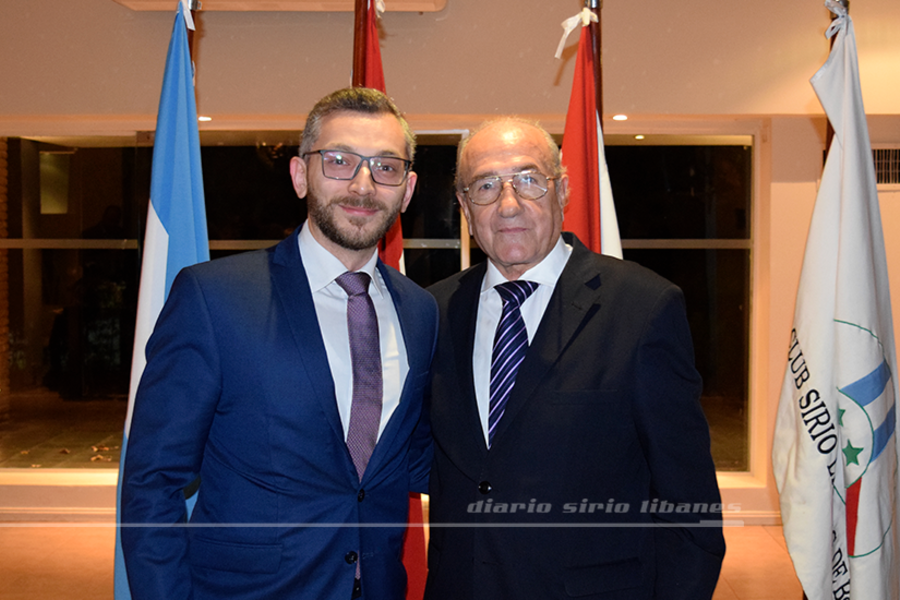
[308, 190, 402, 251]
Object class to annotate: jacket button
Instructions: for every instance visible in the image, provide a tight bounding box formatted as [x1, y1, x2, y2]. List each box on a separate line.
[357, 489, 365, 502]
[345, 551, 358, 564]
[478, 481, 492, 494]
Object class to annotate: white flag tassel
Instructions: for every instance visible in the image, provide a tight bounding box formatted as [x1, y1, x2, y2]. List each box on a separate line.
[772, 2, 900, 599]
[179, 0, 196, 31]
[555, 8, 598, 60]
[825, 0, 848, 24]
[374, 0, 385, 16]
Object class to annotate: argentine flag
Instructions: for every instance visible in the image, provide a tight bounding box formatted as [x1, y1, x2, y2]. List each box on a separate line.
[114, 2, 209, 598]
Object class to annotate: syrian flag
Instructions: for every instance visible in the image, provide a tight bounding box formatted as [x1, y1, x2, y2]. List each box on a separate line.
[114, 2, 209, 597]
[557, 7, 622, 258]
[772, 2, 899, 599]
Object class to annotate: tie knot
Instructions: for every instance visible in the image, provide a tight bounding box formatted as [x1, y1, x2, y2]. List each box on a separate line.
[336, 271, 372, 297]
[494, 280, 539, 309]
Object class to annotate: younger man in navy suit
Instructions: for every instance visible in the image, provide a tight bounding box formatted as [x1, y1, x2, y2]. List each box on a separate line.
[122, 88, 437, 600]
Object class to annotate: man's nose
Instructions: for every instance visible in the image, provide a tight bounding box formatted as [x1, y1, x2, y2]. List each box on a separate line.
[496, 180, 524, 214]
[348, 159, 376, 194]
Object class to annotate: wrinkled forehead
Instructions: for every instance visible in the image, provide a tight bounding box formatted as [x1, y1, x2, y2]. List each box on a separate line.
[460, 122, 554, 180]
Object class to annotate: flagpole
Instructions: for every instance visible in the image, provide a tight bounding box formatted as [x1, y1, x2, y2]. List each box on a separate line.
[352, 0, 366, 86]
[588, 0, 603, 130]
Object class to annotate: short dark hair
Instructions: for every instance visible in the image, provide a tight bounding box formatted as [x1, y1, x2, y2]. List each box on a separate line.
[299, 88, 416, 162]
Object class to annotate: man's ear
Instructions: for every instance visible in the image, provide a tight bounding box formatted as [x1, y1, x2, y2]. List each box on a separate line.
[457, 192, 474, 237]
[289, 156, 309, 199]
[400, 171, 418, 213]
[556, 174, 570, 210]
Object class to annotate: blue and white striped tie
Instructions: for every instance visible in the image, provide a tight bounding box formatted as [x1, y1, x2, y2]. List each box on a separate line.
[488, 280, 539, 446]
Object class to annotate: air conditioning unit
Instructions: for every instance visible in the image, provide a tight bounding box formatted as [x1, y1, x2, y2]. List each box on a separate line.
[873, 147, 900, 188]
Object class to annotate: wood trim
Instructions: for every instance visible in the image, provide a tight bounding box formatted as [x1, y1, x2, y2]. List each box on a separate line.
[0, 470, 117, 523]
[111, 0, 447, 12]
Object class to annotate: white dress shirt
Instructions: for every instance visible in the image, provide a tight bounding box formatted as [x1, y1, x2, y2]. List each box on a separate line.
[298, 223, 408, 440]
[473, 235, 573, 446]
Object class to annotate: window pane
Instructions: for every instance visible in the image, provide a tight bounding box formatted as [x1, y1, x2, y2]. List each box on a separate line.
[8, 248, 139, 397]
[403, 248, 460, 288]
[7, 139, 142, 240]
[624, 248, 750, 471]
[401, 145, 459, 240]
[201, 145, 303, 240]
[2, 247, 134, 468]
[607, 145, 751, 240]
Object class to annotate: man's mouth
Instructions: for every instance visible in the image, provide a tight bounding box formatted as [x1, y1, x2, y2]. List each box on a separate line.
[340, 204, 379, 216]
[497, 226, 527, 235]
[334, 197, 383, 219]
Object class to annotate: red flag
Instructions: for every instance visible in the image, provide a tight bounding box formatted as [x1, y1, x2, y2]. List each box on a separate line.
[352, 3, 424, 598]
[560, 20, 622, 258]
[353, 0, 385, 91]
[353, 0, 404, 270]
[401, 494, 428, 598]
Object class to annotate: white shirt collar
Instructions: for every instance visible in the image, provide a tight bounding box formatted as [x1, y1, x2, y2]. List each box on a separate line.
[298, 221, 384, 298]
[481, 235, 572, 294]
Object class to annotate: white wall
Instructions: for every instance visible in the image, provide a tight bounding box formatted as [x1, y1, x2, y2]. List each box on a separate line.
[1, 0, 899, 130]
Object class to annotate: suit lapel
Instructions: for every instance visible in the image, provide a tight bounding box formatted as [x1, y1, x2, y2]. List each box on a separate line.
[363, 262, 425, 480]
[270, 231, 347, 448]
[490, 237, 605, 445]
[447, 264, 491, 455]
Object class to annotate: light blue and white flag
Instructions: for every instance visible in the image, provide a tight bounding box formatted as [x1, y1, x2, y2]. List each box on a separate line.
[114, 2, 208, 598]
[773, 2, 899, 599]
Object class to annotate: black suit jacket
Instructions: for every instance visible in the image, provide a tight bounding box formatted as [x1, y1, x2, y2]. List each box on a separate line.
[424, 233, 725, 600]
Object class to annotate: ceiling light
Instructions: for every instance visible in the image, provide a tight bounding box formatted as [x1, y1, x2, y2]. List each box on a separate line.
[612, 114, 628, 121]
[634, 135, 645, 140]
[198, 116, 212, 122]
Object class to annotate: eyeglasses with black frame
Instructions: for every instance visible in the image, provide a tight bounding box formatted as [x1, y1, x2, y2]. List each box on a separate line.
[462, 171, 558, 206]
[302, 149, 412, 187]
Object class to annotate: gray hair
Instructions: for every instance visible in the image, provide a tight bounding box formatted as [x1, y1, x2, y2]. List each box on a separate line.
[455, 117, 565, 193]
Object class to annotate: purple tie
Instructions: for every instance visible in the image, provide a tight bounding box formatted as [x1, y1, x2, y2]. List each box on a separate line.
[335, 271, 382, 481]
[489, 280, 538, 446]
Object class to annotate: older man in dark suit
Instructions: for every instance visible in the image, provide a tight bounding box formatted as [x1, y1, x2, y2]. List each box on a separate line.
[424, 118, 725, 600]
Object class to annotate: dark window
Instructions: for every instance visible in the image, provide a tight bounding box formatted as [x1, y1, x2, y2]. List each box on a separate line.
[608, 144, 752, 471]
[1, 137, 751, 472]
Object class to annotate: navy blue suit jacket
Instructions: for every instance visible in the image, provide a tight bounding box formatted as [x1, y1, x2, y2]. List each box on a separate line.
[424, 233, 725, 600]
[121, 229, 438, 600]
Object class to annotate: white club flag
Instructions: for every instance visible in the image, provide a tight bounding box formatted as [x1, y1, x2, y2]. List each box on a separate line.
[772, 2, 899, 599]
